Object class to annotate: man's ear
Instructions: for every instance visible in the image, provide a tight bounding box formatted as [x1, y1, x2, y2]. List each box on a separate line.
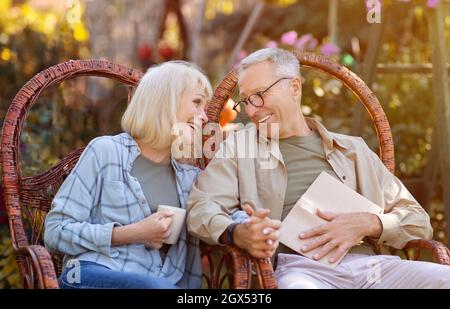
[290, 76, 302, 100]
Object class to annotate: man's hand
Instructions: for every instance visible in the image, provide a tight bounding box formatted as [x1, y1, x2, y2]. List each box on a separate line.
[299, 208, 382, 263]
[233, 204, 281, 259]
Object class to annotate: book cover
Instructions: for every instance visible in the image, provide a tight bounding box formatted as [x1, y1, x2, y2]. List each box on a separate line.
[280, 171, 382, 267]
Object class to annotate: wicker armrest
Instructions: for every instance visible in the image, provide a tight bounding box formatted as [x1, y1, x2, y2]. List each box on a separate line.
[16, 245, 59, 289]
[214, 246, 277, 289]
[201, 243, 252, 288]
[403, 239, 450, 265]
[224, 246, 252, 289]
[251, 257, 277, 289]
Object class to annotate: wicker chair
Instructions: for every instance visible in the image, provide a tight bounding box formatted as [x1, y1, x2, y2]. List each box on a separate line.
[1, 52, 449, 289]
[204, 51, 450, 288]
[0, 59, 255, 289]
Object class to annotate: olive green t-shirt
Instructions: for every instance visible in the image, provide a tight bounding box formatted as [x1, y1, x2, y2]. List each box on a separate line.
[130, 155, 181, 260]
[130, 155, 180, 212]
[277, 130, 374, 256]
[279, 130, 340, 221]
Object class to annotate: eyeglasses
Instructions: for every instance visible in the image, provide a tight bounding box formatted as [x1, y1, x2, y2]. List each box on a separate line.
[233, 77, 292, 114]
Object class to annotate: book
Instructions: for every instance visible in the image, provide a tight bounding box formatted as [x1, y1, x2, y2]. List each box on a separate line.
[279, 171, 382, 267]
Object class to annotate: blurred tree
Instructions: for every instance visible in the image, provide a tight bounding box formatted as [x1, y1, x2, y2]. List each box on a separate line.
[0, 0, 91, 288]
[84, 0, 166, 67]
[201, 0, 446, 179]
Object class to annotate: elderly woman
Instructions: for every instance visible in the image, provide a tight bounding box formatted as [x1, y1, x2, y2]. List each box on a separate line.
[44, 61, 212, 289]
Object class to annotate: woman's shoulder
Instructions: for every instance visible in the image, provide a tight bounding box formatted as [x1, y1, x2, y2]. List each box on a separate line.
[85, 133, 131, 158]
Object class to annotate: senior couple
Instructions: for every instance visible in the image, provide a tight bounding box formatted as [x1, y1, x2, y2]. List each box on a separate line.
[44, 48, 450, 289]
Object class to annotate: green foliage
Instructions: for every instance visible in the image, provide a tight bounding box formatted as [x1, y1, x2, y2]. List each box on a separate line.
[0, 0, 89, 108]
[234, 0, 445, 179]
[0, 0, 91, 289]
[0, 0, 92, 169]
[0, 227, 21, 288]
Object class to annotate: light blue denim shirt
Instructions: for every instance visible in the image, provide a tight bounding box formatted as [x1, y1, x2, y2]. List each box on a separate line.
[44, 132, 202, 288]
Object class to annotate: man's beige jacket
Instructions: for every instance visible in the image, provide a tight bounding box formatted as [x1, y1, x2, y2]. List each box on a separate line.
[187, 118, 432, 252]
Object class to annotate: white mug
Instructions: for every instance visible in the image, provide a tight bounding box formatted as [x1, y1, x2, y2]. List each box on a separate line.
[157, 205, 186, 245]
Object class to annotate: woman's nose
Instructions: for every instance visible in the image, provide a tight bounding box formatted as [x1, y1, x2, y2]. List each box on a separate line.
[199, 108, 208, 124]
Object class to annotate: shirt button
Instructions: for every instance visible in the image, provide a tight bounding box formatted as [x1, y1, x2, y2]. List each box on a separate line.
[342, 175, 346, 180]
[326, 155, 331, 161]
[140, 200, 146, 205]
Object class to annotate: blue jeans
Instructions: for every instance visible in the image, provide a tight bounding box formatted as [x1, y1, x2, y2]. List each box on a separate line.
[58, 260, 179, 289]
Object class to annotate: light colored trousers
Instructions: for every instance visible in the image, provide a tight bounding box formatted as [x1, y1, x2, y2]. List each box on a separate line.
[275, 253, 450, 289]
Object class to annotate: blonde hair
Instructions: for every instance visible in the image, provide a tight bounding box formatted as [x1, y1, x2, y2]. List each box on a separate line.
[121, 61, 212, 149]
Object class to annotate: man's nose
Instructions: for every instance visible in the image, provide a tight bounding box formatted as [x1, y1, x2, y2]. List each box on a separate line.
[246, 103, 259, 118]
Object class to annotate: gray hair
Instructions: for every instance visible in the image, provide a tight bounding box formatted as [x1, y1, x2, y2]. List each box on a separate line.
[238, 48, 300, 78]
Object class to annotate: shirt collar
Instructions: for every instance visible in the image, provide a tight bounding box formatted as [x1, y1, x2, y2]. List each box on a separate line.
[120, 132, 139, 147]
[304, 117, 348, 151]
[255, 117, 347, 151]
[120, 132, 198, 172]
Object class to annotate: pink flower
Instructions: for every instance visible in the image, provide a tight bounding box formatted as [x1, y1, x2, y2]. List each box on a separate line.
[265, 41, 278, 48]
[426, 0, 439, 8]
[281, 31, 298, 46]
[307, 38, 319, 50]
[295, 33, 313, 51]
[320, 43, 341, 57]
[237, 50, 248, 62]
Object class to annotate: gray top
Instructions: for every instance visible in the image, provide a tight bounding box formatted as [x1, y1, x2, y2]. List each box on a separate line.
[279, 130, 340, 220]
[130, 155, 181, 212]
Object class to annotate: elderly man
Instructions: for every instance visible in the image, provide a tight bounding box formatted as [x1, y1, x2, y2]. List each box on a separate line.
[187, 48, 450, 288]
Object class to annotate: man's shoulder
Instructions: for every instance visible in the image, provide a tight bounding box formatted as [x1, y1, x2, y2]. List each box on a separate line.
[329, 131, 368, 150]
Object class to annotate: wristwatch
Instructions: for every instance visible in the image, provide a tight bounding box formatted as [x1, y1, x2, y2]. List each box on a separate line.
[225, 223, 239, 246]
